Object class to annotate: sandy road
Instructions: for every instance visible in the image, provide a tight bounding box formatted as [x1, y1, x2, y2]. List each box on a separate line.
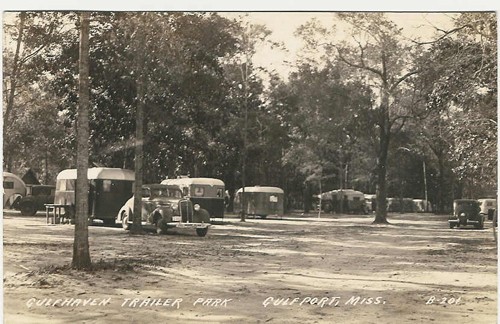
[2, 210, 497, 323]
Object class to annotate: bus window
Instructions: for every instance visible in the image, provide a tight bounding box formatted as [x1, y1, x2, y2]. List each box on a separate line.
[194, 187, 204, 197]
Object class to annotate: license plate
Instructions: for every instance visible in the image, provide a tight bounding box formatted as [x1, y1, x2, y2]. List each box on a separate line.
[172, 216, 181, 222]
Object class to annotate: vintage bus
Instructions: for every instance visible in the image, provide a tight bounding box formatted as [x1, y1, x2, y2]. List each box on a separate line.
[161, 177, 225, 220]
[234, 186, 284, 219]
[412, 199, 433, 213]
[3, 172, 27, 208]
[319, 189, 366, 214]
[55, 167, 135, 224]
[387, 197, 415, 213]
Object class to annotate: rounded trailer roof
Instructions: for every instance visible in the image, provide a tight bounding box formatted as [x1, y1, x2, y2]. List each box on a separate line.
[454, 199, 479, 203]
[237, 186, 284, 194]
[57, 168, 135, 181]
[478, 198, 496, 202]
[162, 177, 225, 187]
[330, 189, 364, 195]
[3, 172, 26, 186]
[143, 184, 179, 190]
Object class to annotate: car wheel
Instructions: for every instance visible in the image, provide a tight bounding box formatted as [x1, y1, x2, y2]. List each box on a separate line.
[156, 218, 168, 235]
[196, 228, 208, 237]
[20, 203, 37, 216]
[64, 205, 76, 224]
[449, 223, 455, 229]
[11, 196, 22, 209]
[324, 203, 332, 213]
[121, 212, 130, 230]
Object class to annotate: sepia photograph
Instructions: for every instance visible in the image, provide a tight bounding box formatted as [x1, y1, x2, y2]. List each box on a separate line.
[2, 2, 498, 323]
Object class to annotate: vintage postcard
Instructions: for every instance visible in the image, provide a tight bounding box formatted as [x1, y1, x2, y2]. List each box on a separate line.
[2, 1, 498, 323]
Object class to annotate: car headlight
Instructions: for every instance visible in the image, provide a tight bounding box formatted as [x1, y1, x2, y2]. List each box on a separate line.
[194, 204, 201, 211]
[172, 202, 178, 211]
[460, 212, 466, 217]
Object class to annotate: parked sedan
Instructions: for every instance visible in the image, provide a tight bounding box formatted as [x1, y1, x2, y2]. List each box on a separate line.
[14, 185, 55, 216]
[116, 184, 210, 237]
[448, 199, 484, 229]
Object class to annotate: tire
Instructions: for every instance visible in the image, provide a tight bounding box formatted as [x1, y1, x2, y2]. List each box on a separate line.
[475, 218, 484, 230]
[11, 196, 22, 209]
[121, 212, 130, 230]
[449, 223, 454, 229]
[196, 227, 208, 237]
[156, 218, 168, 235]
[20, 203, 37, 216]
[65, 206, 76, 224]
[324, 203, 332, 213]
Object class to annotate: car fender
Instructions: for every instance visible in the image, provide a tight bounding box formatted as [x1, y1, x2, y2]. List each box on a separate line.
[148, 206, 173, 224]
[117, 207, 130, 222]
[13, 195, 32, 210]
[193, 208, 210, 223]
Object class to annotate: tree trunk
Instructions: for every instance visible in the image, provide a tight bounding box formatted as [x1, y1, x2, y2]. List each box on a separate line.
[72, 11, 91, 269]
[3, 13, 26, 173]
[373, 154, 389, 223]
[131, 79, 144, 234]
[437, 154, 445, 214]
[131, 14, 146, 234]
[303, 182, 312, 213]
[240, 62, 249, 222]
[4, 12, 25, 126]
[373, 98, 391, 224]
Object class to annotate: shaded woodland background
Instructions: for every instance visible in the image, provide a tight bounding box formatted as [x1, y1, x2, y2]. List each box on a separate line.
[3, 12, 497, 214]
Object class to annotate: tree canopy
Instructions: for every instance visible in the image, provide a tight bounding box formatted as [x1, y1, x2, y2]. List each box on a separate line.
[3, 12, 496, 216]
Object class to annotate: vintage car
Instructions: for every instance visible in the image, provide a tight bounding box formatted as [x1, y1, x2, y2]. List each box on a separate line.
[448, 199, 484, 229]
[14, 185, 55, 216]
[162, 177, 225, 220]
[116, 184, 210, 237]
[478, 198, 496, 220]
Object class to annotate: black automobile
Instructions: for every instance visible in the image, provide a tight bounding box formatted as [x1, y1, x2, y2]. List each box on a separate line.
[448, 199, 484, 229]
[14, 185, 55, 216]
[117, 184, 211, 237]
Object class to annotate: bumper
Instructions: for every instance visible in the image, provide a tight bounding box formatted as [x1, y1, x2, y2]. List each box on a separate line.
[448, 219, 481, 225]
[167, 222, 210, 229]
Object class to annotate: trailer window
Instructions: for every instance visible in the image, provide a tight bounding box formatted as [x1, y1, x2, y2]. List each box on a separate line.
[3, 181, 14, 189]
[103, 180, 112, 192]
[56, 179, 75, 191]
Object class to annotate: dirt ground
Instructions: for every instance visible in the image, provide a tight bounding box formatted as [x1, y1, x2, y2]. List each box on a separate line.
[2, 210, 497, 324]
